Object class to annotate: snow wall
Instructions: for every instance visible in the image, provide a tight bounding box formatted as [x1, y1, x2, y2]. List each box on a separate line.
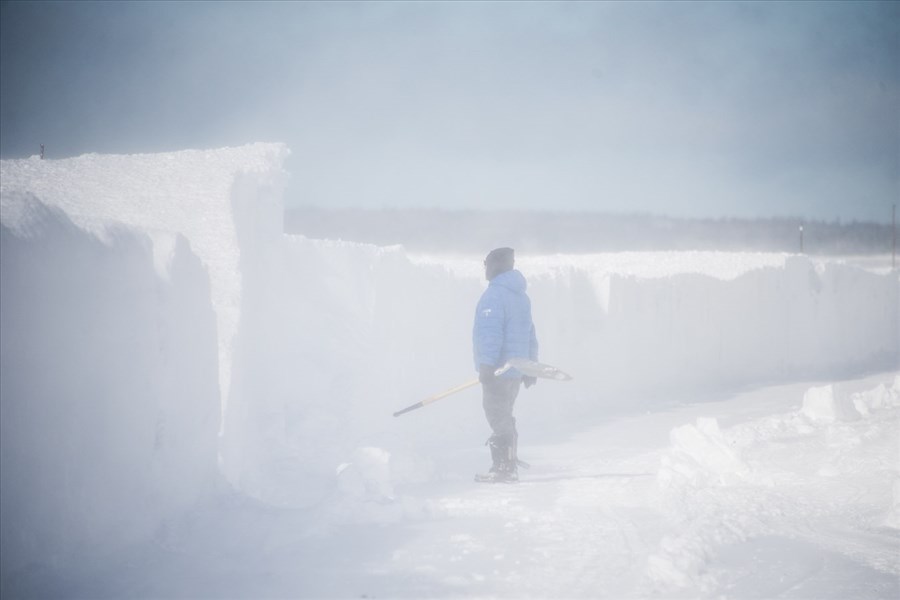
[1, 145, 898, 565]
[0, 198, 220, 580]
[0, 146, 285, 581]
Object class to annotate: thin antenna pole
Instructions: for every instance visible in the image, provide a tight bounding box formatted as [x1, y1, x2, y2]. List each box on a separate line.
[892, 204, 896, 270]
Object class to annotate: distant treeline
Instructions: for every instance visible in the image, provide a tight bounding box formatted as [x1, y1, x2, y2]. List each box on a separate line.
[285, 208, 896, 256]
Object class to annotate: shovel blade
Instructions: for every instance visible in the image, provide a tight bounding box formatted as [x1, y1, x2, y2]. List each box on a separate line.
[507, 357, 573, 381]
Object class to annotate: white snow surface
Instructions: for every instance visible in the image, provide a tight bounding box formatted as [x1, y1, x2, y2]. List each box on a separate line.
[0, 144, 290, 410]
[1, 145, 899, 598]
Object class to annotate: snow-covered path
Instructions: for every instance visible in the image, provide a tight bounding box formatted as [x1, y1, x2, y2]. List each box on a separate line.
[380, 450, 660, 598]
[373, 373, 899, 599]
[18, 373, 897, 599]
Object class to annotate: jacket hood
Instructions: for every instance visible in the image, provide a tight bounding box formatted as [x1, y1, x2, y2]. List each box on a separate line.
[490, 269, 527, 293]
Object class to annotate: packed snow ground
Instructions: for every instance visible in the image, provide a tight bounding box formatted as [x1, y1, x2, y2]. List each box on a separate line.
[5, 373, 898, 599]
[1, 145, 899, 598]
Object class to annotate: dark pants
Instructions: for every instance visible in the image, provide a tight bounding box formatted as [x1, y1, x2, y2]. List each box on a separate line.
[482, 377, 521, 469]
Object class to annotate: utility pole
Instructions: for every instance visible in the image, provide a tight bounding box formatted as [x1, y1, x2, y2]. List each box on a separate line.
[40, 144, 44, 160]
[893, 203, 896, 270]
[799, 224, 804, 254]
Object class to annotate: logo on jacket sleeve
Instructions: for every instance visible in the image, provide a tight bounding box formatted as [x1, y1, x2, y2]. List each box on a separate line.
[482, 308, 493, 317]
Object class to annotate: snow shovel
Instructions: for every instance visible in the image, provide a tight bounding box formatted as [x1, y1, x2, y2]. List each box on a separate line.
[392, 358, 572, 417]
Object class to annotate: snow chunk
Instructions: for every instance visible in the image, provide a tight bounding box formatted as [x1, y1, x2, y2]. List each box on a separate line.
[852, 379, 900, 416]
[659, 418, 751, 489]
[802, 385, 862, 422]
[329, 447, 430, 525]
[337, 447, 395, 502]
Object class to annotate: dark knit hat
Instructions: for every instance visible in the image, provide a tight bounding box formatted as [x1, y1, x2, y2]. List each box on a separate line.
[484, 247, 515, 279]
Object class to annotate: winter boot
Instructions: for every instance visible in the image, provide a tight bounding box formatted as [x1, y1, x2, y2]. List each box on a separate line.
[475, 435, 518, 483]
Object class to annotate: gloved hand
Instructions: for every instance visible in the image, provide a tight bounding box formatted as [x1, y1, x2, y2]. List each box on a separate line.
[479, 364, 497, 384]
[523, 376, 537, 389]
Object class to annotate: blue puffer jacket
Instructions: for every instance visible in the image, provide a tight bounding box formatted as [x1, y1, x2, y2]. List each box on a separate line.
[472, 269, 539, 378]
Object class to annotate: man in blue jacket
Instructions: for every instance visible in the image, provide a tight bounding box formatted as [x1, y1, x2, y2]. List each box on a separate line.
[473, 247, 538, 483]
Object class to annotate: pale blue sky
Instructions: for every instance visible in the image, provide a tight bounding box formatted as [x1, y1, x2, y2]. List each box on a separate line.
[1, 1, 897, 221]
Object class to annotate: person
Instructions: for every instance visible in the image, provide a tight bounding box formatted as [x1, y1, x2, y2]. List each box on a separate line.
[472, 247, 539, 483]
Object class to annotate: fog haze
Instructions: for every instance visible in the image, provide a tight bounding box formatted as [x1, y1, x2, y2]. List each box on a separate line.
[2, 143, 898, 598]
[1, 1, 898, 220]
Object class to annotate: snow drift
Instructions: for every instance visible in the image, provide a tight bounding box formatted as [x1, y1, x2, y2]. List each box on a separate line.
[1, 145, 898, 584]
